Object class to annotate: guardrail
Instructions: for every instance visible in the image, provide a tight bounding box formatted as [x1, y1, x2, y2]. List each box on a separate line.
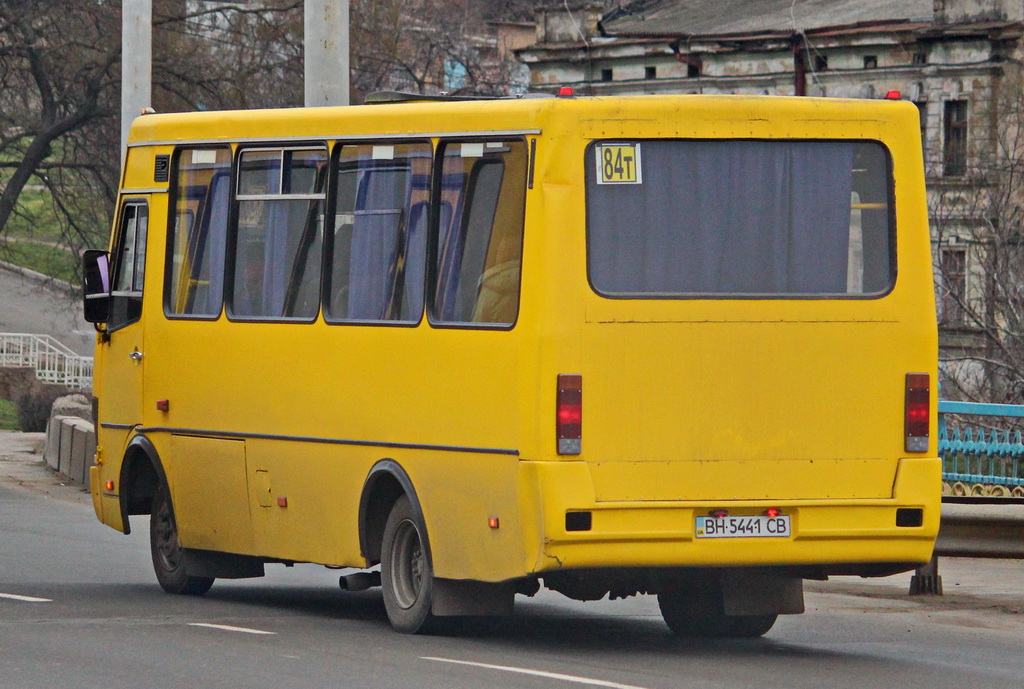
[939, 400, 1024, 497]
[909, 401, 1024, 594]
[0, 333, 93, 389]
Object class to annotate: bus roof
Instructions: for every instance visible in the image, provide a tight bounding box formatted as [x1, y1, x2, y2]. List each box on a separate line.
[126, 93, 920, 147]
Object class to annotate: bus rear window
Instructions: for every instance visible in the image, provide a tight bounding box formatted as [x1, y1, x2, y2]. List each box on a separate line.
[586, 140, 894, 298]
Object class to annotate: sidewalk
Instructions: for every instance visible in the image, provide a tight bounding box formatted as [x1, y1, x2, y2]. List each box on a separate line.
[1, 429, 1022, 613]
[0, 430, 91, 504]
[807, 558, 1024, 615]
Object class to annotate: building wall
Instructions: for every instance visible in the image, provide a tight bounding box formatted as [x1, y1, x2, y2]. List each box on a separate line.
[517, 5, 1024, 388]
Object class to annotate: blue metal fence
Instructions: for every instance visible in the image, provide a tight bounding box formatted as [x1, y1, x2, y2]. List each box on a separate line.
[939, 400, 1024, 497]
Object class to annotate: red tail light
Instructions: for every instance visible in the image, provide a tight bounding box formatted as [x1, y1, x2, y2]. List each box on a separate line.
[905, 373, 930, 452]
[557, 374, 582, 455]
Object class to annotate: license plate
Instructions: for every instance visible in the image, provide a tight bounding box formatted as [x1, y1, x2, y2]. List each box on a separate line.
[695, 515, 791, 539]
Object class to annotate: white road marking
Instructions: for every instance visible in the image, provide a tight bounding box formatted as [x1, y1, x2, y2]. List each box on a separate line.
[0, 593, 52, 603]
[188, 623, 276, 635]
[422, 657, 652, 689]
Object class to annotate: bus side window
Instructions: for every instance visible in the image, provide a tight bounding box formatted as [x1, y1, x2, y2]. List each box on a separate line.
[432, 140, 527, 326]
[230, 147, 328, 320]
[166, 147, 232, 317]
[325, 141, 432, 323]
[108, 200, 148, 331]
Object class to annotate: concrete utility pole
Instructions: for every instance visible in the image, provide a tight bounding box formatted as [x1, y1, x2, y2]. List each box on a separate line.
[121, 0, 347, 151]
[121, 0, 152, 161]
[304, 0, 350, 106]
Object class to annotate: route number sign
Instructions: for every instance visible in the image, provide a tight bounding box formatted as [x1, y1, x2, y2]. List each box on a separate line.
[596, 143, 642, 185]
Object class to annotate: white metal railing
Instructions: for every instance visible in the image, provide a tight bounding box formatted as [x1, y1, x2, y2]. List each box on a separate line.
[0, 333, 93, 389]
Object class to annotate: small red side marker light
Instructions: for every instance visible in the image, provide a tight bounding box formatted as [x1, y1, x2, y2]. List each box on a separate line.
[884, 90, 902, 100]
[557, 86, 575, 98]
[710, 509, 728, 519]
[488, 517, 500, 529]
[765, 507, 781, 518]
[156, 399, 170, 412]
[277, 496, 288, 508]
[105, 480, 114, 491]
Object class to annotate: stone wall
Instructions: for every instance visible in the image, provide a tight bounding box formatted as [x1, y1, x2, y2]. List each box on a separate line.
[0, 366, 75, 431]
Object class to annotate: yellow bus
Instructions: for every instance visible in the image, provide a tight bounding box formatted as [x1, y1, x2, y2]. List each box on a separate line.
[82, 91, 940, 637]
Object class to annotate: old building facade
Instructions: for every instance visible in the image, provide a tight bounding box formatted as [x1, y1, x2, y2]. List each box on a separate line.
[518, 0, 1024, 400]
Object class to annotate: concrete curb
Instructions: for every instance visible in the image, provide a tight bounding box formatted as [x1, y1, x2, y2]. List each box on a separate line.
[936, 502, 1024, 559]
[44, 415, 95, 486]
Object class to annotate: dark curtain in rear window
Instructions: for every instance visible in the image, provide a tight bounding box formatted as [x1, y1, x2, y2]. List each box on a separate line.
[586, 140, 892, 297]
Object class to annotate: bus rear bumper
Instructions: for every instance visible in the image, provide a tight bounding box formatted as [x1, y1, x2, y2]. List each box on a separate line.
[520, 456, 941, 576]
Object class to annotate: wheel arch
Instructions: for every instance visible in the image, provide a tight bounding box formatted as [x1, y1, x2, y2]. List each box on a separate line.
[358, 459, 429, 567]
[118, 433, 168, 536]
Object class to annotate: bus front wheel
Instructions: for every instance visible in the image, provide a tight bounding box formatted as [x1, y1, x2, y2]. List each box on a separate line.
[381, 495, 435, 634]
[150, 482, 214, 596]
[658, 582, 777, 638]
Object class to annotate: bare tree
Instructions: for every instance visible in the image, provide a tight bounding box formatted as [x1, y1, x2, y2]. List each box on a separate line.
[158, 0, 304, 111]
[931, 69, 1024, 404]
[0, 0, 534, 274]
[0, 0, 308, 267]
[0, 1, 121, 255]
[351, 0, 531, 99]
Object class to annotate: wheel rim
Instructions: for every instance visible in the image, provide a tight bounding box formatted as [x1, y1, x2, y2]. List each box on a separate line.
[153, 494, 182, 572]
[389, 518, 424, 610]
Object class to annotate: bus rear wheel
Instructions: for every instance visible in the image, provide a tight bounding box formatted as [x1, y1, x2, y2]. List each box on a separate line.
[150, 482, 214, 596]
[381, 495, 435, 634]
[658, 582, 777, 638]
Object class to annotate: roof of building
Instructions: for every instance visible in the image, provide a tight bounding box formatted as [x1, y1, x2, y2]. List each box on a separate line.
[601, 0, 935, 37]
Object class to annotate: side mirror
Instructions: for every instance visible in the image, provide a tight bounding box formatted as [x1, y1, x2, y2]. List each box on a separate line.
[83, 249, 111, 324]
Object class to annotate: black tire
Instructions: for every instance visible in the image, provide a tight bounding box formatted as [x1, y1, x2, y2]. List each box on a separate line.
[380, 495, 435, 634]
[150, 482, 214, 596]
[658, 582, 777, 638]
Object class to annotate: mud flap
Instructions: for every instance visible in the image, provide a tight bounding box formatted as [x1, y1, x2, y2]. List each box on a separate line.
[431, 579, 515, 617]
[721, 570, 804, 616]
[183, 549, 266, 579]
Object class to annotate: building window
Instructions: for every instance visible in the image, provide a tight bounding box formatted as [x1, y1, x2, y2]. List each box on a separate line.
[914, 101, 928, 159]
[601, 68, 613, 82]
[678, 54, 701, 77]
[939, 246, 967, 325]
[814, 54, 828, 71]
[645, 66, 657, 80]
[913, 52, 928, 65]
[944, 100, 968, 176]
[863, 55, 878, 69]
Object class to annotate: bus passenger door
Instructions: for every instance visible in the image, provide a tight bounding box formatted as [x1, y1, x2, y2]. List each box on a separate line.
[96, 198, 149, 464]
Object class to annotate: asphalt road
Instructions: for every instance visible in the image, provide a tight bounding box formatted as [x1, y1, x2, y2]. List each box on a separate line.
[3, 458, 1024, 689]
